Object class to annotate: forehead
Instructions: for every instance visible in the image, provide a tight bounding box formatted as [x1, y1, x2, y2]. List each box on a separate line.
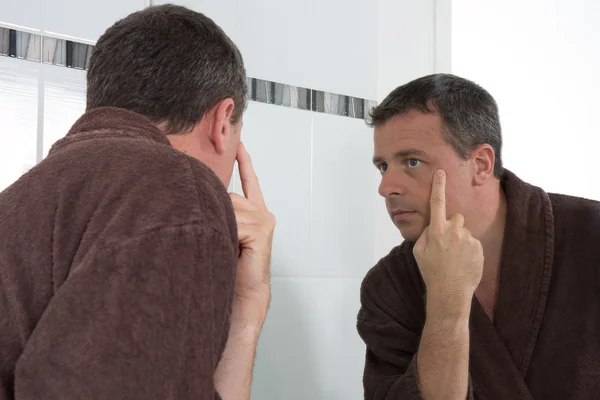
[373, 111, 446, 154]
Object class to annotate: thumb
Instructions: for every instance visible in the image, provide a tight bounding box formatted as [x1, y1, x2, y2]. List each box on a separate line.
[413, 226, 430, 255]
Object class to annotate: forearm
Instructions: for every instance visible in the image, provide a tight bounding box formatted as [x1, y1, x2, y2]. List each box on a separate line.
[214, 296, 267, 400]
[416, 295, 472, 400]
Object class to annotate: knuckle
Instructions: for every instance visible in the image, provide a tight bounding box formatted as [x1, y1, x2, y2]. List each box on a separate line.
[430, 196, 445, 206]
[453, 213, 465, 222]
[429, 227, 444, 238]
[468, 236, 482, 248]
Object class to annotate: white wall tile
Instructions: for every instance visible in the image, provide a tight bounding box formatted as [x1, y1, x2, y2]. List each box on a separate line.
[0, 57, 39, 191]
[311, 0, 377, 100]
[42, 64, 86, 157]
[42, 0, 146, 42]
[310, 113, 378, 277]
[237, 0, 377, 100]
[377, 0, 435, 100]
[236, 0, 312, 91]
[251, 277, 365, 400]
[0, 0, 42, 31]
[232, 102, 312, 277]
[152, 0, 238, 43]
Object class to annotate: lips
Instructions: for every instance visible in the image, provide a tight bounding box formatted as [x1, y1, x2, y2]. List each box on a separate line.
[391, 209, 417, 223]
[391, 209, 413, 216]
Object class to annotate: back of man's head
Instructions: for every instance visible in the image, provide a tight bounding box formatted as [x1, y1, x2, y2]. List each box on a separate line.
[86, 4, 247, 135]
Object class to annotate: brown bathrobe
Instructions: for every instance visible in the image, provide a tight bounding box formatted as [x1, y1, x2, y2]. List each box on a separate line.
[357, 170, 600, 399]
[0, 108, 238, 400]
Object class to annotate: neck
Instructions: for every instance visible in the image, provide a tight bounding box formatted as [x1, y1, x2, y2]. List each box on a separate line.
[469, 180, 507, 257]
[167, 132, 228, 187]
[469, 180, 507, 319]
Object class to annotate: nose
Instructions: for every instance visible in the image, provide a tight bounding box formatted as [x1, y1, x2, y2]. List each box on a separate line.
[378, 169, 407, 198]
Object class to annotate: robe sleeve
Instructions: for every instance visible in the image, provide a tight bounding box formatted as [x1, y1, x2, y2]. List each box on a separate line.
[357, 270, 474, 400]
[13, 224, 237, 400]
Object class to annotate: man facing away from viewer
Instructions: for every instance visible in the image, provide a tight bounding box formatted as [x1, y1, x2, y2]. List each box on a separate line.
[357, 73, 600, 399]
[0, 5, 274, 400]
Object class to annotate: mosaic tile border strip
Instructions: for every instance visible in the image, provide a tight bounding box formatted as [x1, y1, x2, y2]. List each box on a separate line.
[0, 27, 93, 69]
[247, 77, 377, 120]
[0, 27, 376, 120]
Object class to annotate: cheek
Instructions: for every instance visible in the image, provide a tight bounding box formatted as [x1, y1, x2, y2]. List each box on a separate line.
[444, 182, 470, 217]
[230, 133, 241, 150]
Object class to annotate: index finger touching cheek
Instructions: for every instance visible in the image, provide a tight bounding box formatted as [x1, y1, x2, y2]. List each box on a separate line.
[429, 169, 447, 230]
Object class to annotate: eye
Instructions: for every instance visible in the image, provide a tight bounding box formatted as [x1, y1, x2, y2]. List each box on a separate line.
[377, 163, 388, 173]
[407, 159, 421, 168]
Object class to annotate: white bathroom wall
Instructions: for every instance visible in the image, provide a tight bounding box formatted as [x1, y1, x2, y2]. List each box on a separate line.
[0, 56, 38, 190]
[42, 64, 86, 156]
[452, 0, 600, 201]
[208, 1, 379, 396]
[236, 101, 375, 399]
[0, 0, 146, 41]
[0, 0, 142, 189]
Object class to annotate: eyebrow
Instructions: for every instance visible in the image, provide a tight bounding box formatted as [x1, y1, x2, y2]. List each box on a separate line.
[372, 149, 427, 165]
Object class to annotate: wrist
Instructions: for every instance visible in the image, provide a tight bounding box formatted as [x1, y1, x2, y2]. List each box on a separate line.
[426, 290, 473, 323]
[231, 291, 269, 330]
[228, 319, 263, 344]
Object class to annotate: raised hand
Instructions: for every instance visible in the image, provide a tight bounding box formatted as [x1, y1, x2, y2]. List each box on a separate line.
[229, 143, 276, 306]
[413, 169, 484, 310]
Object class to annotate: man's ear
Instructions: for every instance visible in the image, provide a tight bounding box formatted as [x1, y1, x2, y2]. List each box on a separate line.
[208, 98, 235, 155]
[471, 144, 496, 186]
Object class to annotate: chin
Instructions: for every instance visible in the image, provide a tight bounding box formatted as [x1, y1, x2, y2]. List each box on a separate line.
[397, 223, 426, 243]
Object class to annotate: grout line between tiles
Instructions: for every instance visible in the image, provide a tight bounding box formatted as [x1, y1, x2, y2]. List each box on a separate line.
[308, 114, 314, 269]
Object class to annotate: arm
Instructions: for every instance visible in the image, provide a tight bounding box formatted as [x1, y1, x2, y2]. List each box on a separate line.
[417, 295, 472, 400]
[213, 143, 274, 400]
[214, 296, 267, 399]
[14, 225, 236, 400]
[357, 268, 473, 400]
[410, 169, 482, 399]
[359, 170, 481, 400]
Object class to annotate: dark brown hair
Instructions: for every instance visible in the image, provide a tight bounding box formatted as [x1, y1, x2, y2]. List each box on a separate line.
[86, 4, 247, 134]
[370, 73, 503, 177]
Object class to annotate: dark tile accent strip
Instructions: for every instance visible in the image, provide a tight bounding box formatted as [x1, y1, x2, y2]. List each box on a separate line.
[0, 27, 377, 120]
[312, 90, 325, 113]
[8, 29, 16, 57]
[273, 82, 284, 105]
[297, 87, 311, 110]
[66, 40, 73, 68]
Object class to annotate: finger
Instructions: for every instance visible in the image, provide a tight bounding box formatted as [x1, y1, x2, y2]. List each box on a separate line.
[232, 210, 261, 225]
[237, 143, 266, 208]
[230, 193, 258, 211]
[429, 169, 447, 230]
[236, 222, 262, 245]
